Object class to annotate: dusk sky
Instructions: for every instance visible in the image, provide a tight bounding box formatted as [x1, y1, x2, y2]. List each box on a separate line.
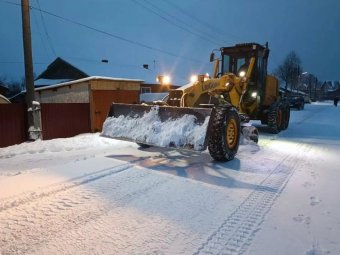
[0, 0, 339, 85]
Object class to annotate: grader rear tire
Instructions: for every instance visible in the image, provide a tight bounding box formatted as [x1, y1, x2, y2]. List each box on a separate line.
[281, 103, 290, 130]
[268, 103, 283, 134]
[208, 106, 240, 161]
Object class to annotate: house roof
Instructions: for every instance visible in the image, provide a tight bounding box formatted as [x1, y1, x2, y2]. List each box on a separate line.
[36, 57, 88, 80]
[35, 57, 158, 86]
[140, 92, 168, 102]
[0, 94, 10, 103]
[0, 83, 9, 92]
[35, 76, 144, 91]
[34, 78, 73, 87]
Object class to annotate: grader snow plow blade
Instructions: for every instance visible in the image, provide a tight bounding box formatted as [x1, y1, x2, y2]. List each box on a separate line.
[101, 103, 214, 151]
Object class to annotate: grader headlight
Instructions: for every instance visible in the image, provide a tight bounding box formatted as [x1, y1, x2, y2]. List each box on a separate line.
[225, 81, 234, 91]
[197, 73, 210, 82]
[190, 75, 198, 83]
[239, 70, 246, 77]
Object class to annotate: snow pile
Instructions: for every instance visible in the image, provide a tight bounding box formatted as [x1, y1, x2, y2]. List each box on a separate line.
[0, 133, 129, 159]
[102, 106, 210, 150]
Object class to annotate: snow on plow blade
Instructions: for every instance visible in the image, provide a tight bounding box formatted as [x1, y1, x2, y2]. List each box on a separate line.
[101, 103, 213, 151]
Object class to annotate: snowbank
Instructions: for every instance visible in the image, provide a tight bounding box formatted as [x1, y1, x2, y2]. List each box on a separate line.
[0, 133, 130, 159]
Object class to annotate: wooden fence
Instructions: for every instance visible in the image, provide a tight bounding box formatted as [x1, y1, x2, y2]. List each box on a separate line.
[0, 104, 27, 148]
[0, 103, 91, 148]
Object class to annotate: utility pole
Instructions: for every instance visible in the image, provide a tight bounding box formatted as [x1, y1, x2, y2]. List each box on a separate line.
[21, 0, 41, 140]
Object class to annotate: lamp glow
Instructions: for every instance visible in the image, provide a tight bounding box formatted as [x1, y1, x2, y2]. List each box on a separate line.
[190, 75, 198, 83]
[251, 92, 257, 98]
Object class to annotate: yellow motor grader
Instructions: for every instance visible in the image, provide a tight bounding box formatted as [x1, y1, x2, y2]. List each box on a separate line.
[102, 42, 290, 161]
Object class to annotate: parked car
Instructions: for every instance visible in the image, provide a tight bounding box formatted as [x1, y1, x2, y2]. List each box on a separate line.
[303, 94, 311, 104]
[288, 95, 305, 110]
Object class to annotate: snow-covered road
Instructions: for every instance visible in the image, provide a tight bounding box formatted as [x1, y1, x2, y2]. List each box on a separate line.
[0, 102, 339, 255]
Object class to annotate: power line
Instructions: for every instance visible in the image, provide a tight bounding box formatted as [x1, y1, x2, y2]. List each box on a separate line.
[135, 0, 224, 46]
[0, 61, 48, 64]
[34, 7, 208, 64]
[31, 2, 51, 58]
[36, 0, 57, 57]
[64, 56, 144, 69]
[0, 0, 20, 7]
[0, 0, 207, 65]
[0, 0, 217, 77]
[163, 0, 243, 43]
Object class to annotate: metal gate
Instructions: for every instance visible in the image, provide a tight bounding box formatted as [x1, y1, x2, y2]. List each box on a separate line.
[0, 104, 27, 148]
[41, 103, 91, 140]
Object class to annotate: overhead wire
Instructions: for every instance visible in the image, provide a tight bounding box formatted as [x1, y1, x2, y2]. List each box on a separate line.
[0, 0, 207, 64]
[162, 0, 242, 43]
[1, 0, 214, 84]
[64, 56, 144, 69]
[0, 61, 48, 64]
[133, 0, 224, 46]
[35, 0, 57, 57]
[30, 6, 48, 55]
[32, 7, 208, 64]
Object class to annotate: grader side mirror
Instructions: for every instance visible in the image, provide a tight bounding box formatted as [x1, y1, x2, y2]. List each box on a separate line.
[263, 48, 269, 59]
[210, 52, 215, 62]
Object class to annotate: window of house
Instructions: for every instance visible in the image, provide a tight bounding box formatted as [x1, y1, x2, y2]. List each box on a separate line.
[140, 87, 151, 94]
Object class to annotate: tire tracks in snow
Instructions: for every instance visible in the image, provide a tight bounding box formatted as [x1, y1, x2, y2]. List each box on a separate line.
[0, 162, 133, 213]
[0, 162, 170, 255]
[194, 143, 311, 255]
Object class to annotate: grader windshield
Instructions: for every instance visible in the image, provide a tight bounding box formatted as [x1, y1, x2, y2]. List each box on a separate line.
[222, 54, 249, 76]
[220, 43, 269, 89]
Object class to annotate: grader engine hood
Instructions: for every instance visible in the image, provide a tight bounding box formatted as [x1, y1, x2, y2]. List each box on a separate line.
[201, 80, 220, 92]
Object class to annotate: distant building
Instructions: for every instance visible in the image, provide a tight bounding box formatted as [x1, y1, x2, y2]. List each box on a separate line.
[35, 76, 143, 132]
[34, 57, 174, 88]
[140, 83, 180, 94]
[34, 57, 88, 88]
[323, 81, 340, 99]
[12, 57, 180, 106]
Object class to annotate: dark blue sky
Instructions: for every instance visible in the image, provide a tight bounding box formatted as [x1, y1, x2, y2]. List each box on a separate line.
[1, 0, 339, 85]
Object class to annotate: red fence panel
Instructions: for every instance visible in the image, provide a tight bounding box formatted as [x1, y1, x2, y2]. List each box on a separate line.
[41, 103, 91, 140]
[0, 104, 27, 148]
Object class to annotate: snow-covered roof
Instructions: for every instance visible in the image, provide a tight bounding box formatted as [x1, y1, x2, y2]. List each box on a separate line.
[179, 82, 194, 90]
[0, 94, 10, 103]
[34, 79, 73, 87]
[35, 76, 144, 91]
[280, 87, 308, 95]
[140, 92, 168, 102]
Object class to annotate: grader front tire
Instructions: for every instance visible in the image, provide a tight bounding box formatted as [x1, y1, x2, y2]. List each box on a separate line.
[208, 107, 241, 161]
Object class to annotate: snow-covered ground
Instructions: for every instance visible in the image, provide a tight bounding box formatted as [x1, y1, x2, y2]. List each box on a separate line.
[0, 102, 339, 255]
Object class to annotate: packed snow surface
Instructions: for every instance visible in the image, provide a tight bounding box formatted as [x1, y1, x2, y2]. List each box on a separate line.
[102, 105, 210, 150]
[0, 102, 340, 255]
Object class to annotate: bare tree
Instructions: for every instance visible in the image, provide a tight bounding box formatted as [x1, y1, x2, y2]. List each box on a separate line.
[275, 51, 302, 91]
